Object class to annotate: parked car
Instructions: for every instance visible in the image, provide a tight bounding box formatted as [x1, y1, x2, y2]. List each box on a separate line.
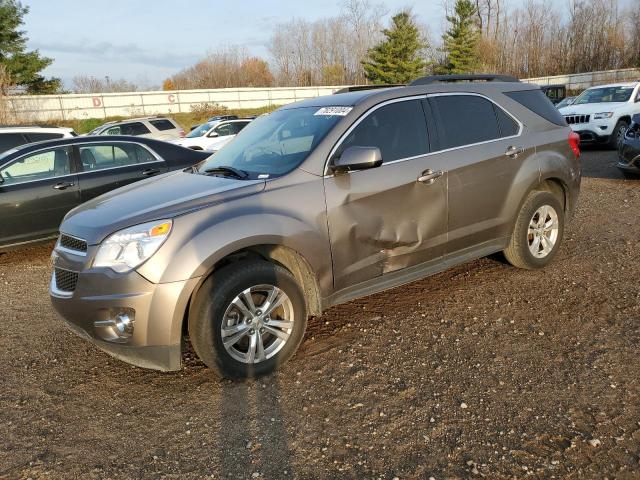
[0, 136, 210, 252]
[190, 115, 239, 131]
[171, 119, 251, 151]
[541, 84, 566, 104]
[555, 96, 576, 109]
[50, 74, 581, 379]
[88, 117, 184, 140]
[0, 126, 76, 154]
[558, 82, 640, 148]
[617, 113, 640, 178]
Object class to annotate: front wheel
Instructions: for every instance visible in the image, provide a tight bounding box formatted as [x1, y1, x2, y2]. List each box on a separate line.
[609, 121, 628, 150]
[504, 190, 565, 270]
[189, 260, 308, 379]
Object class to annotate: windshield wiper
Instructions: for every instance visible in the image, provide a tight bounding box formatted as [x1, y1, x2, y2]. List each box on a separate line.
[201, 166, 249, 179]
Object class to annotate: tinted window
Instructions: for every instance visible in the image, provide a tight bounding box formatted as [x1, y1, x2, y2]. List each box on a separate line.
[494, 106, 519, 137]
[104, 122, 151, 136]
[78, 143, 156, 171]
[26, 132, 64, 142]
[505, 90, 566, 126]
[233, 121, 251, 134]
[149, 119, 176, 131]
[0, 133, 26, 152]
[0, 147, 71, 184]
[336, 99, 428, 163]
[431, 95, 501, 149]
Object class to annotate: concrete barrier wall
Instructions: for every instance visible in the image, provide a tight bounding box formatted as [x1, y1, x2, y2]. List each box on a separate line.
[5, 68, 640, 122]
[6, 86, 348, 121]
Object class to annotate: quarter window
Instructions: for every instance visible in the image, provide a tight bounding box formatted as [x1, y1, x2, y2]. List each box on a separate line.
[149, 119, 176, 131]
[78, 143, 156, 171]
[335, 99, 428, 163]
[431, 95, 507, 150]
[0, 147, 71, 185]
[0, 133, 27, 153]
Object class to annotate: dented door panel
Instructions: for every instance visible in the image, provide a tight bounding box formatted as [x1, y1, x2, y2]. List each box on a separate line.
[324, 157, 448, 291]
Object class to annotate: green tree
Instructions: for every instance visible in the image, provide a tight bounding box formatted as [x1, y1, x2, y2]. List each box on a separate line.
[437, 0, 481, 74]
[0, 0, 60, 94]
[362, 11, 427, 84]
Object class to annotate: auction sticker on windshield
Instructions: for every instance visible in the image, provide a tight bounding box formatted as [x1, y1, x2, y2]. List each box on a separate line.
[314, 106, 353, 116]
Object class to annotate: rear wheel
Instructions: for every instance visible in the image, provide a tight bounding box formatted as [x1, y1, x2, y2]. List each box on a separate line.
[609, 120, 628, 150]
[504, 190, 565, 270]
[189, 260, 307, 379]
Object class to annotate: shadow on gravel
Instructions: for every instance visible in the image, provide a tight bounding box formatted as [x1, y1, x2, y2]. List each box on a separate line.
[218, 378, 293, 479]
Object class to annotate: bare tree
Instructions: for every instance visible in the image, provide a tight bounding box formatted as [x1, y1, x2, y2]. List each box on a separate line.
[72, 75, 139, 94]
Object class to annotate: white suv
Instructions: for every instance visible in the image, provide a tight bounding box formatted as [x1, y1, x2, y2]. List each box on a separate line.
[0, 126, 76, 154]
[171, 119, 252, 151]
[558, 82, 640, 148]
[88, 117, 184, 140]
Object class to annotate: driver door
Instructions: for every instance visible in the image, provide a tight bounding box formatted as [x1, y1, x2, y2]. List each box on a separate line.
[323, 98, 449, 291]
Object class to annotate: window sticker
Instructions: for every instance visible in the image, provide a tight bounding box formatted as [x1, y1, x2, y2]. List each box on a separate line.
[314, 106, 353, 117]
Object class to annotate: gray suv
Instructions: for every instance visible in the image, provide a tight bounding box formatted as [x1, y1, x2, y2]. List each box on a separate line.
[50, 75, 581, 379]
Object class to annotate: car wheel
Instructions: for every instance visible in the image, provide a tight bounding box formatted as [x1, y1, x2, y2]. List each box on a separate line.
[189, 260, 307, 379]
[609, 121, 628, 150]
[503, 190, 565, 270]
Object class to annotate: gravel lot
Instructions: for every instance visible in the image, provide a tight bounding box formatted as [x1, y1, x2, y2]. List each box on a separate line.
[1, 148, 638, 479]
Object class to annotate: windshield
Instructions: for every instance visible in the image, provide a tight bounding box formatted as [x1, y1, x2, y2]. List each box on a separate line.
[573, 86, 634, 105]
[197, 107, 345, 179]
[187, 122, 215, 138]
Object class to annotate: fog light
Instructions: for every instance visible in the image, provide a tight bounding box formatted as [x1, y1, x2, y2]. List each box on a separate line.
[94, 309, 135, 342]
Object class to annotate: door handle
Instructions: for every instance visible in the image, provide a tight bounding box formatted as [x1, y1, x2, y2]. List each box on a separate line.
[505, 146, 525, 158]
[53, 182, 74, 190]
[141, 168, 160, 176]
[417, 169, 444, 185]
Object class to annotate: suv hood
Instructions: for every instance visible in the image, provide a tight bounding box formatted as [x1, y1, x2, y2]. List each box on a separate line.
[559, 102, 626, 115]
[61, 171, 265, 245]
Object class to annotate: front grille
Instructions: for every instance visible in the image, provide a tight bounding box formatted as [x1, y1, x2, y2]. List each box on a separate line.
[54, 268, 78, 293]
[564, 114, 590, 125]
[59, 234, 87, 253]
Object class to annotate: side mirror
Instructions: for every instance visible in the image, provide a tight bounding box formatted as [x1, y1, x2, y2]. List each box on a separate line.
[208, 131, 219, 138]
[332, 146, 383, 174]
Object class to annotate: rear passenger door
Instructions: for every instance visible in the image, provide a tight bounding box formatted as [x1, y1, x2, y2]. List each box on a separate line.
[427, 93, 535, 256]
[75, 142, 167, 201]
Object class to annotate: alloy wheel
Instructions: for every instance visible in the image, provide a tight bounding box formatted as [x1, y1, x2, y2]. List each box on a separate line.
[527, 205, 559, 258]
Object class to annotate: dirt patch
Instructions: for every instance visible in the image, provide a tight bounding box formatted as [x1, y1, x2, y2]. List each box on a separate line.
[1, 149, 639, 479]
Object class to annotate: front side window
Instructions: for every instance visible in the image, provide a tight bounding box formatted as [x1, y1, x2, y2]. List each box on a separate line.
[0, 147, 71, 185]
[197, 107, 343, 178]
[78, 143, 156, 171]
[430, 95, 505, 149]
[335, 99, 428, 163]
[212, 123, 234, 137]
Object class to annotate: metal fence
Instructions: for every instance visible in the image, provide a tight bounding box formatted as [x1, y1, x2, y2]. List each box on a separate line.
[5, 68, 640, 122]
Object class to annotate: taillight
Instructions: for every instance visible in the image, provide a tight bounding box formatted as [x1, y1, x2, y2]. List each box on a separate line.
[568, 131, 580, 158]
[179, 130, 185, 138]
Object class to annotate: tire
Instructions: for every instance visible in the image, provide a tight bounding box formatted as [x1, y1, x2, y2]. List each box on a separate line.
[188, 260, 307, 379]
[621, 170, 640, 179]
[503, 190, 565, 270]
[609, 121, 628, 150]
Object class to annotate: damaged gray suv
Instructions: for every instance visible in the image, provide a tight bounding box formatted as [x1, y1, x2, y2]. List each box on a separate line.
[51, 75, 581, 379]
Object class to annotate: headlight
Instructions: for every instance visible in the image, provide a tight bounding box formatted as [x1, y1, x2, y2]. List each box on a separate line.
[593, 112, 613, 119]
[93, 220, 172, 272]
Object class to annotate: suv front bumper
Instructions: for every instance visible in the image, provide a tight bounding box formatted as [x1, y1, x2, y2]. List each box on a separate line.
[50, 249, 200, 371]
[568, 120, 615, 144]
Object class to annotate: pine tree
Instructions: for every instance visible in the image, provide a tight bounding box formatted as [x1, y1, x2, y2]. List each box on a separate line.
[438, 0, 481, 74]
[0, 0, 60, 93]
[362, 11, 427, 84]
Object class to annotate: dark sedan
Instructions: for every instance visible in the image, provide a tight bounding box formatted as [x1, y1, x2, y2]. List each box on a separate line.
[0, 136, 210, 251]
[618, 114, 640, 178]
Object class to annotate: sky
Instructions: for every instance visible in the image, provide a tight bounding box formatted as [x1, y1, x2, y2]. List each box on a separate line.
[22, 0, 634, 89]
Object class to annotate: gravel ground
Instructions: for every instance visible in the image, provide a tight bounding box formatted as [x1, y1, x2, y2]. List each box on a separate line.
[1, 148, 639, 480]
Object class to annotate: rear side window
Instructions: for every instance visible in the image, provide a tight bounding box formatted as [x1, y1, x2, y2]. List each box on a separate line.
[111, 122, 151, 136]
[26, 132, 64, 142]
[430, 95, 502, 149]
[0, 133, 27, 152]
[505, 89, 566, 126]
[336, 99, 428, 163]
[78, 143, 157, 171]
[149, 119, 176, 131]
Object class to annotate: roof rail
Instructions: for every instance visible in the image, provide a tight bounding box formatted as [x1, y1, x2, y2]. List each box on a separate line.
[409, 74, 520, 86]
[333, 84, 403, 94]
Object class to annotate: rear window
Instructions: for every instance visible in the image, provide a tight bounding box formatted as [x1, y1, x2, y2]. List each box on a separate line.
[0, 133, 26, 152]
[149, 119, 176, 131]
[26, 132, 64, 142]
[505, 89, 567, 126]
